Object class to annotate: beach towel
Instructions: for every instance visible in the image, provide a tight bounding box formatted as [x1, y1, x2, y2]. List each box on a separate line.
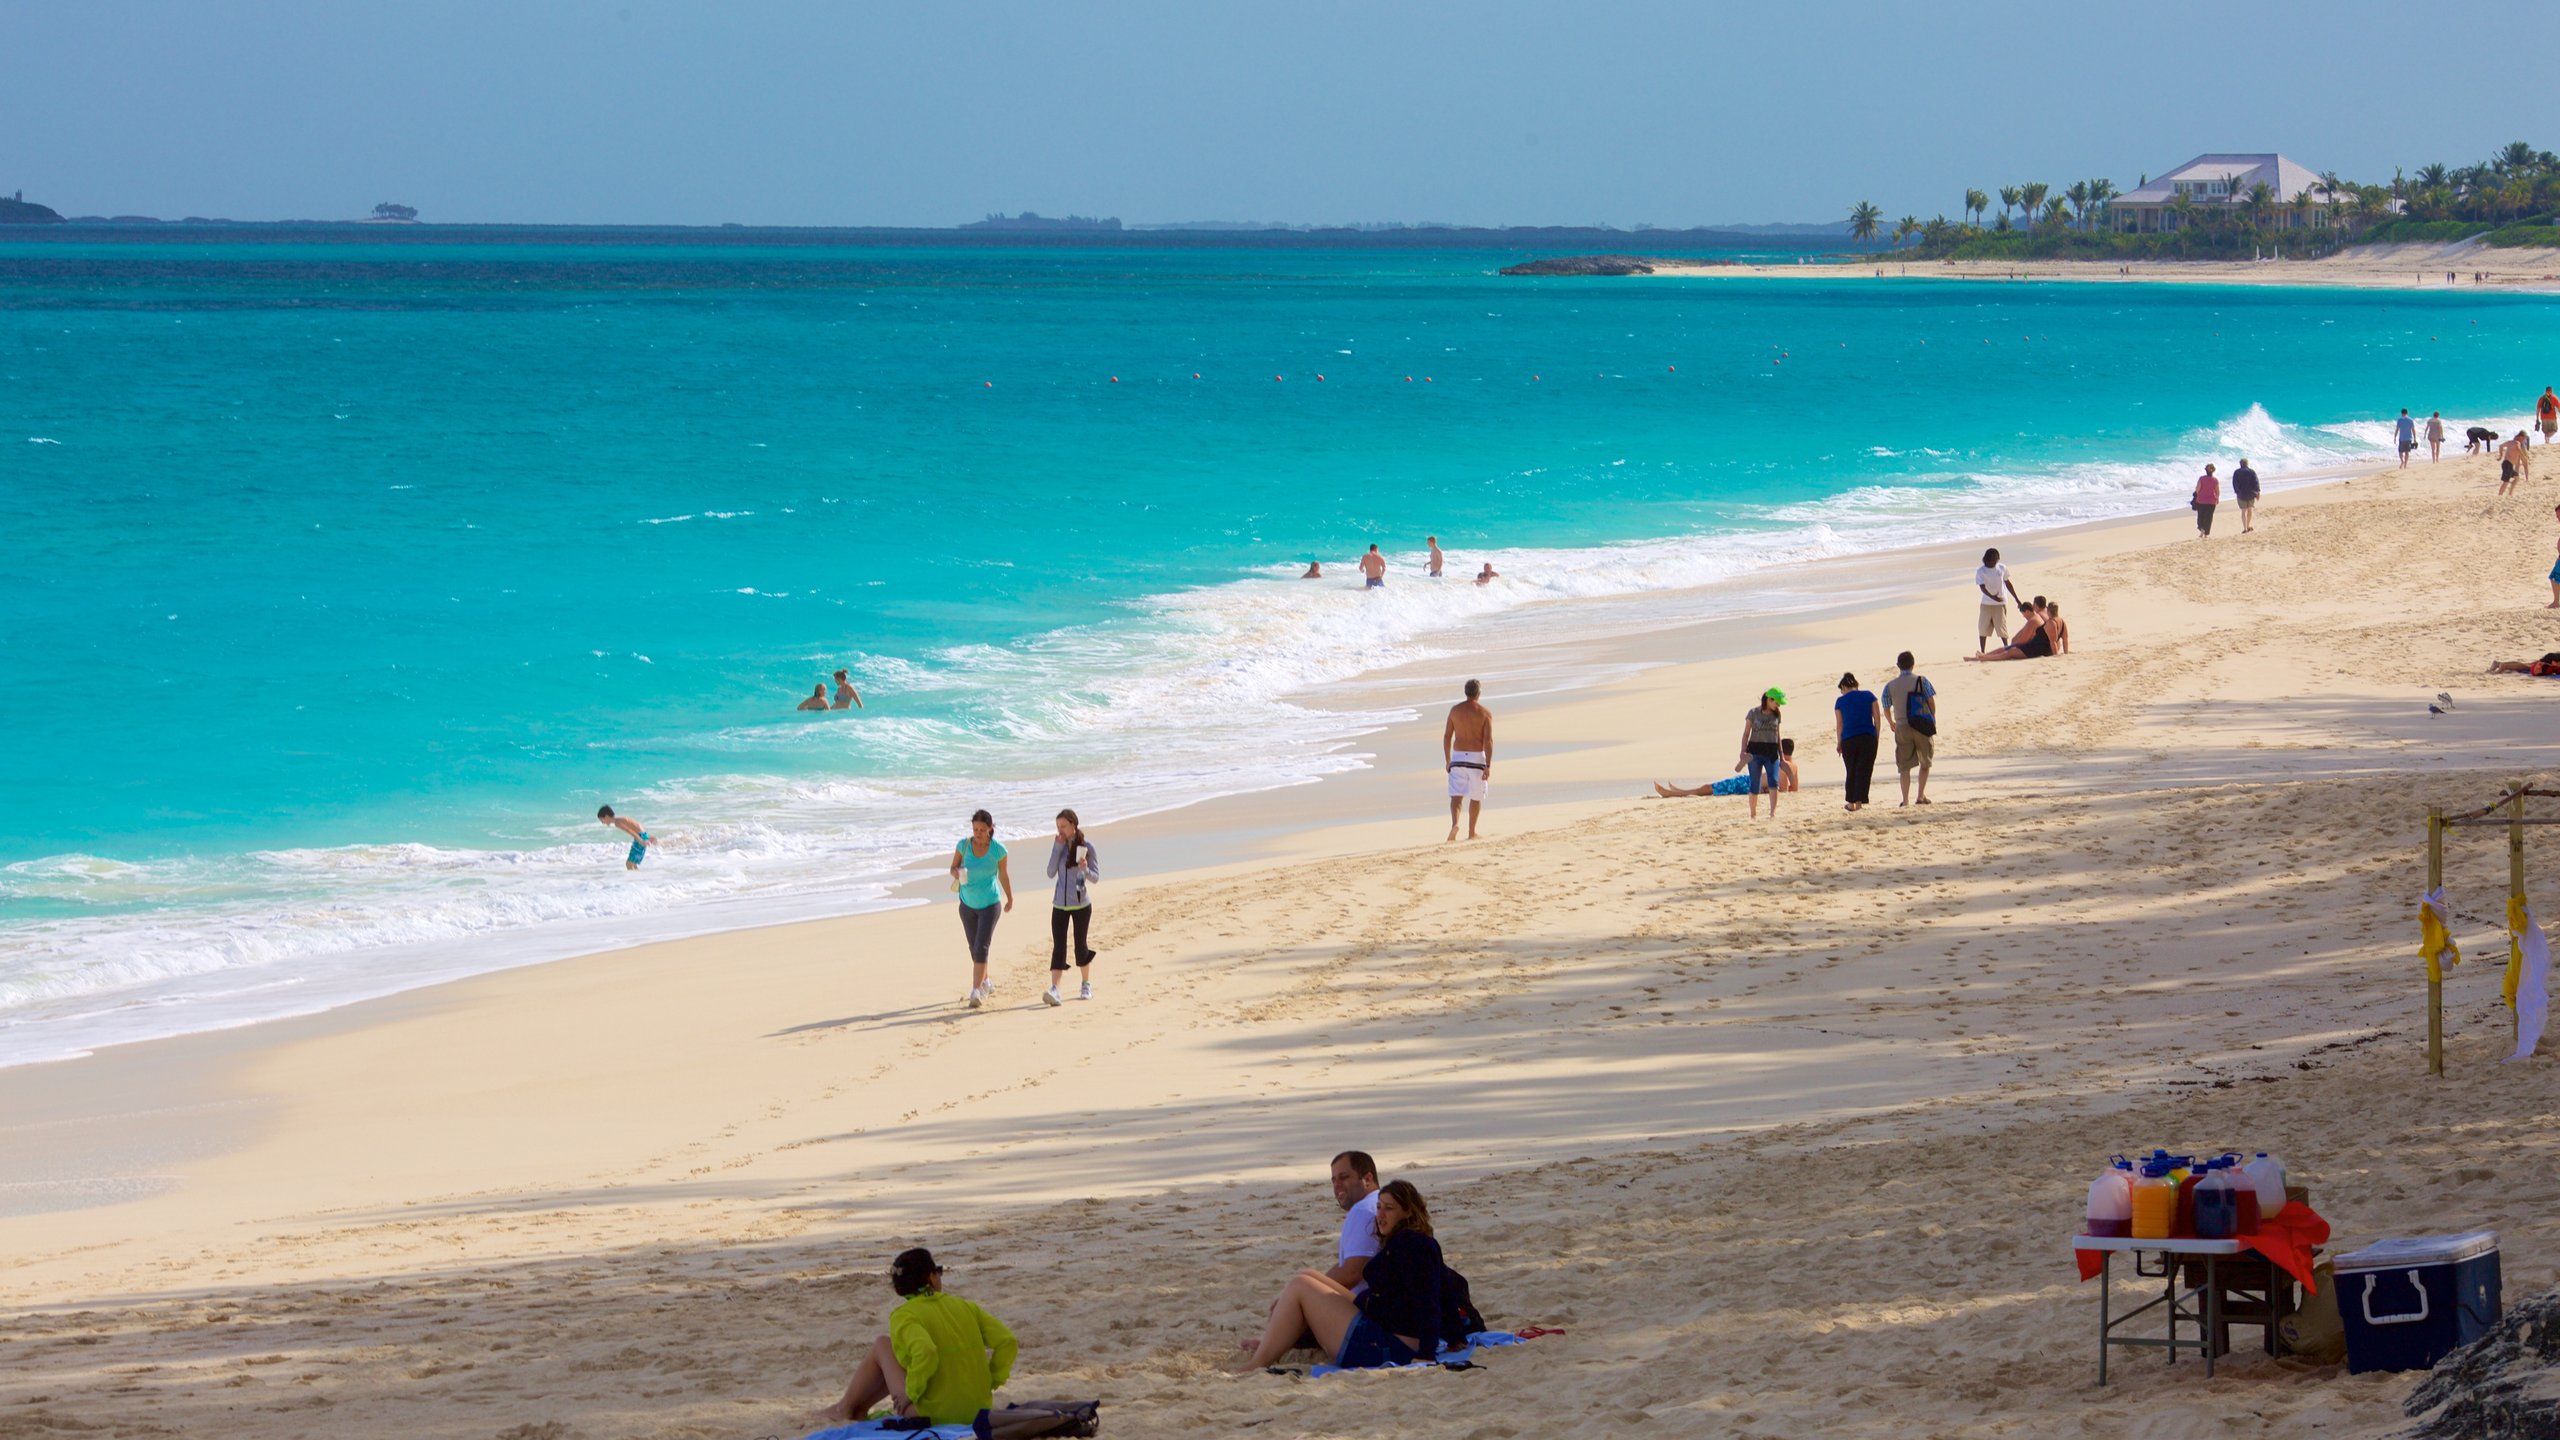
[1305, 1329, 1526, 1378]
[2074, 1203, 2331, 1293]
[2507, 898, 2550, 1062]
[803, 1421, 976, 1440]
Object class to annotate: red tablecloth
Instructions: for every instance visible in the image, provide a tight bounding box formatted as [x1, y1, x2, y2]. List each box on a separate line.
[2076, 1203, 2331, 1292]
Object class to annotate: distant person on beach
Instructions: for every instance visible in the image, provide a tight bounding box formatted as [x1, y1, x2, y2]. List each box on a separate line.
[1426, 536, 1445, 577]
[2427, 412, 2447, 462]
[1443, 679, 1493, 842]
[1654, 738, 1796, 798]
[2396, 409, 2417, 468]
[950, 809, 1013, 1009]
[2487, 653, 2560, 676]
[1735, 688, 1787, 818]
[2191, 465, 2220, 537]
[1301, 560, 1323, 579]
[817, 1247, 1017, 1427]
[2500, 433, 2530, 496]
[797, 683, 830, 712]
[1967, 599, 2054, 662]
[1360, 545, 1387, 589]
[1475, 562, 1498, 585]
[597, 805, 654, 870]
[1239, 1179, 1445, 1371]
[1881, 652, 1936, 807]
[832, 669, 863, 710]
[2540, 387, 2558, 443]
[1974, 548, 2024, 653]
[1043, 808, 1099, 1005]
[2232, 458, 2261, 532]
[2548, 504, 2560, 608]
[1834, 673, 1882, 812]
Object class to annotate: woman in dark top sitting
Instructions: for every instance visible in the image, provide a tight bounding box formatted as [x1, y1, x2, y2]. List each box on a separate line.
[1237, 1179, 1444, 1370]
[1966, 600, 2051, 662]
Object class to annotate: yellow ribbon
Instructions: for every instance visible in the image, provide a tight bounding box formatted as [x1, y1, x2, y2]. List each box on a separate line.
[2507, 893, 2530, 1010]
[2422, 900, 2461, 985]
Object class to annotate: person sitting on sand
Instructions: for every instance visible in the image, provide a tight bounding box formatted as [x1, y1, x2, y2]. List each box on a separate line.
[2041, 600, 2070, 655]
[797, 683, 830, 712]
[1240, 1180, 1444, 1371]
[1301, 560, 1323, 579]
[819, 1247, 1017, 1427]
[1475, 562, 1498, 586]
[832, 668, 863, 710]
[1966, 600, 2053, 662]
[2487, 653, 2560, 677]
[1655, 738, 1798, 798]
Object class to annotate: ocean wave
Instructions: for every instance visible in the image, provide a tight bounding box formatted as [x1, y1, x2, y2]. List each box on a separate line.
[0, 403, 2401, 1066]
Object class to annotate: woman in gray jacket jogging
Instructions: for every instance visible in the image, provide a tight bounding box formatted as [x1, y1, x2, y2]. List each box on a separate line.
[1043, 808, 1100, 1006]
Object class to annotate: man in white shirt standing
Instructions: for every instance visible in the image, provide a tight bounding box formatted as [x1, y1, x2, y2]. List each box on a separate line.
[1974, 548, 2025, 654]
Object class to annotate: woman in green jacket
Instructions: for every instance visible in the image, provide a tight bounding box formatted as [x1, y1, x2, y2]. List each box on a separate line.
[818, 1247, 1019, 1426]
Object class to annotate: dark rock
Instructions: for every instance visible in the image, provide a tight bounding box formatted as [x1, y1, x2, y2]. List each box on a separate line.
[2404, 1285, 2560, 1438]
[0, 196, 65, 224]
[1499, 254, 1659, 276]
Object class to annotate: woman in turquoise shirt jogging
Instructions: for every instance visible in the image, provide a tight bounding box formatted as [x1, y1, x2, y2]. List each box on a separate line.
[949, 809, 1013, 1009]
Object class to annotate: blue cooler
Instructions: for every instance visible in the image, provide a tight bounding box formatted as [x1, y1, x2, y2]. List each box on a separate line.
[2333, 1231, 2501, 1374]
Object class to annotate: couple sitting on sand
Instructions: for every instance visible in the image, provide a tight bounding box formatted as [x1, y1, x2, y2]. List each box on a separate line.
[1236, 1149, 1468, 1371]
[816, 1151, 1471, 1426]
[1964, 596, 2069, 663]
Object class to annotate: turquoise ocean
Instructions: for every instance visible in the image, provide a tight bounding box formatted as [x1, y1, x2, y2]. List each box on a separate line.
[3, 230, 2551, 1063]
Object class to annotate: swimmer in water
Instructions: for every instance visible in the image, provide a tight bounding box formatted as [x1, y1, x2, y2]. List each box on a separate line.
[1359, 546, 1386, 589]
[1301, 560, 1323, 579]
[598, 805, 654, 870]
[1427, 536, 1445, 577]
[1474, 562, 1498, 586]
[797, 683, 830, 712]
[832, 668, 863, 710]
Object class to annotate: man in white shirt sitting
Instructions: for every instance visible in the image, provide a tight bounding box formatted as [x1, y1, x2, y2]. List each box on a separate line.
[1247, 1149, 1383, 1359]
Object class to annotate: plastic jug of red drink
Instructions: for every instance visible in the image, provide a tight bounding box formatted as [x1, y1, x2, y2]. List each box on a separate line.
[2084, 1156, 2134, 1237]
[2173, 1161, 2205, 1237]
[2230, 1161, 2262, 1233]
[2130, 1160, 2177, 1240]
[2192, 1164, 2240, 1239]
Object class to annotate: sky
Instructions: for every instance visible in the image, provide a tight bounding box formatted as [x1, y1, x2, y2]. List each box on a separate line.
[2, 0, 2546, 229]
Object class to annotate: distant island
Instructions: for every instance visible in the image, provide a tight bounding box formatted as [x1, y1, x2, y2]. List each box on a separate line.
[0, 191, 65, 224]
[1502, 255, 1736, 276]
[961, 211, 1123, 233]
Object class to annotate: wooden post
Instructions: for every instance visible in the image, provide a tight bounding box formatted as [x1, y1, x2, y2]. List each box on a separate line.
[2512, 791, 2528, 1051]
[2429, 807, 2446, 1077]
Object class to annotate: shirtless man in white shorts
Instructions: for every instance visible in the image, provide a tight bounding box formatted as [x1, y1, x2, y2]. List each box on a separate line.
[1443, 679, 1493, 842]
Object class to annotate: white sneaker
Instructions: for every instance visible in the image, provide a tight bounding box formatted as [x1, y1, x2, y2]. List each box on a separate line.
[1079, 980, 1093, 1001]
[1042, 986, 1062, 1007]
[965, 987, 984, 1010]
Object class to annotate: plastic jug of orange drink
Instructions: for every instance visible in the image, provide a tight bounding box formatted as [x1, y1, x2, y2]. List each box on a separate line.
[2130, 1160, 2177, 1240]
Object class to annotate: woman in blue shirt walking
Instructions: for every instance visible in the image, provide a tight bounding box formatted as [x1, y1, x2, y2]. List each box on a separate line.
[949, 809, 1013, 1009]
[1833, 672, 1883, 812]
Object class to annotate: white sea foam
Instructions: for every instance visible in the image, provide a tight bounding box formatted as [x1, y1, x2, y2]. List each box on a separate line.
[0, 405, 2407, 1066]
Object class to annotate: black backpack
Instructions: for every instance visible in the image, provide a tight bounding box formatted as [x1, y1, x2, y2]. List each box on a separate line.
[1440, 1262, 1488, 1343]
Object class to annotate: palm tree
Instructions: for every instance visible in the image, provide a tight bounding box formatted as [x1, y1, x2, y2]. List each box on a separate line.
[2065, 181, 2090, 231]
[2497, 141, 2536, 177]
[2242, 181, 2274, 241]
[2089, 178, 2118, 232]
[1964, 188, 1988, 229]
[1893, 215, 1919, 249]
[1848, 200, 1883, 243]
[1998, 185, 2021, 228]
[2041, 196, 2071, 232]
[2018, 182, 2049, 234]
[2318, 170, 2345, 232]
[2290, 190, 2314, 233]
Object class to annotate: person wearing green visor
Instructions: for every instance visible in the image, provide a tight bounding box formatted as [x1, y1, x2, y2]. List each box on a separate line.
[1735, 687, 1787, 818]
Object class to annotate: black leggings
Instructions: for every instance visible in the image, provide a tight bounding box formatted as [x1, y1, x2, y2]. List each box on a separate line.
[1051, 906, 1095, 971]
[1840, 733, 1878, 805]
[958, 901, 1000, 965]
[2194, 502, 2215, 536]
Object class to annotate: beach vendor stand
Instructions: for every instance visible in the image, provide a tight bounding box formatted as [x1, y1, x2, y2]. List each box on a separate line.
[2074, 1165, 2329, 1384]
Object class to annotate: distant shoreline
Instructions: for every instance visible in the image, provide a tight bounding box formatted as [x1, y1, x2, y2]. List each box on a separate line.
[1509, 242, 2560, 292]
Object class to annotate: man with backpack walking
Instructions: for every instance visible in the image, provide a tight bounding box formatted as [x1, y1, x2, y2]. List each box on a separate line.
[1880, 651, 1938, 807]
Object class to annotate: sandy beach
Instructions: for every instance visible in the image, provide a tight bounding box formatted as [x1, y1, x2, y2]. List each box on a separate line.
[8, 444, 2560, 1439]
[1653, 239, 2560, 291]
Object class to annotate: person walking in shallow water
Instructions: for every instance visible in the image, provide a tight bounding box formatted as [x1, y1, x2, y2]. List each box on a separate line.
[597, 805, 654, 870]
[1443, 679, 1493, 841]
[950, 809, 1013, 1009]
